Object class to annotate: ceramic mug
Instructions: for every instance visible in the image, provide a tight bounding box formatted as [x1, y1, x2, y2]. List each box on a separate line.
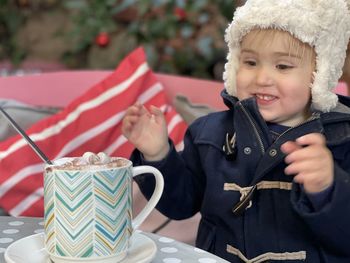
[44, 156, 164, 263]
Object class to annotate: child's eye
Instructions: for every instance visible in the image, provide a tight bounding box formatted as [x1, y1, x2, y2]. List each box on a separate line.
[276, 64, 294, 70]
[244, 60, 256, 66]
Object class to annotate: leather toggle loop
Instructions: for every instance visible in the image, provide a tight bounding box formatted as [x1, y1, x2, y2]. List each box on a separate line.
[232, 184, 257, 216]
[223, 132, 236, 160]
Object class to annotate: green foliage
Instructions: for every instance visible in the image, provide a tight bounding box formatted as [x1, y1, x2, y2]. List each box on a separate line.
[0, 0, 26, 64]
[0, 0, 237, 79]
[63, 0, 117, 53]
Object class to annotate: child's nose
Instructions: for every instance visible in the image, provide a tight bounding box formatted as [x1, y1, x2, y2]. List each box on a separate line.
[255, 66, 274, 86]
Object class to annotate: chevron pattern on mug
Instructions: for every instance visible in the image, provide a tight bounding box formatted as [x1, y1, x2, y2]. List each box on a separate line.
[44, 167, 132, 258]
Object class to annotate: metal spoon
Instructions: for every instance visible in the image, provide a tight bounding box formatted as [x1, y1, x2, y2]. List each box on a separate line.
[0, 107, 52, 165]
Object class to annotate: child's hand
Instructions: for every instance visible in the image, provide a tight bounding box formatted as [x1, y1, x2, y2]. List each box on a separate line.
[122, 103, 170, 161]
[280, 133, 334, 193]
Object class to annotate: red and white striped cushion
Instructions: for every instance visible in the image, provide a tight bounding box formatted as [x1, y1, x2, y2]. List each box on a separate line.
[0, 47, 187, 217]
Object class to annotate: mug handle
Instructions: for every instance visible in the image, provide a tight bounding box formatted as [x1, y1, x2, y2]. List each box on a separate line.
[131, 165, 164, 230]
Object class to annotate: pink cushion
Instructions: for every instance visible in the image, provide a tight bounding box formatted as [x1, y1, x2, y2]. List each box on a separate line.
[0, 47, 187, 217]
[334, 82, 349, 96]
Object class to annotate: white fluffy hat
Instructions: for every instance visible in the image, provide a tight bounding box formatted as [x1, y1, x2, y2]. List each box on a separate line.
[223, 0, 350, 112]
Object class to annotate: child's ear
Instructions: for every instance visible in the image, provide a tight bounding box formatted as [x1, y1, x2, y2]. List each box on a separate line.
[310, 71, 316, 85]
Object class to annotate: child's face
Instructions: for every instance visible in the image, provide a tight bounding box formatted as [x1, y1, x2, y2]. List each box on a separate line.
[236, 30, 315, 126]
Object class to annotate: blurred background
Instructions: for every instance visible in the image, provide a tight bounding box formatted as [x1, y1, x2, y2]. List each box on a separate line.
[0, 0, 245, 79]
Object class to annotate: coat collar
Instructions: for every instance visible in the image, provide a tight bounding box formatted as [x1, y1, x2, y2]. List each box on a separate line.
[221, 89, 350, 124]
[220, 89, 350, 146]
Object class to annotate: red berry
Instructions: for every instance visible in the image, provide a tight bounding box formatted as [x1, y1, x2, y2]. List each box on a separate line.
[174, 7, 186, 20]
[95, 32, 110, 47]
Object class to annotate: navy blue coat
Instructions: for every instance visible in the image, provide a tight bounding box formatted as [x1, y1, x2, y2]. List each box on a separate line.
[132, 91, 350, 262]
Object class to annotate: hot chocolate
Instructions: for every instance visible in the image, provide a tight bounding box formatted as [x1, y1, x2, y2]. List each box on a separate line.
[47, 152, 129, 171]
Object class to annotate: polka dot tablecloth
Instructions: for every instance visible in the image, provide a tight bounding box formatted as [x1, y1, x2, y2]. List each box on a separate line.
[0, 216, 229, 263]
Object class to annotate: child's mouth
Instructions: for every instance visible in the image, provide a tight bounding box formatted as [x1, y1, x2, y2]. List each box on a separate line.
[255, 93, 277, 105]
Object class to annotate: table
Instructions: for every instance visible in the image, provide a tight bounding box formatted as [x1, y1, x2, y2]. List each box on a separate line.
[0, 216, 228, 263]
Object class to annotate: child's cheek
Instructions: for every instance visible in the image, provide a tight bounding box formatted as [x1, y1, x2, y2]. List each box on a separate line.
[236, 82, 250, 100]
[236, 69, 252, 100]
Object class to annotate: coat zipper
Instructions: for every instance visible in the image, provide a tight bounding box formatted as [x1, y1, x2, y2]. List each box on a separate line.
[233, 102, 265, 215]
[238, 101, 265, 155]
[274, 112, 321, 143]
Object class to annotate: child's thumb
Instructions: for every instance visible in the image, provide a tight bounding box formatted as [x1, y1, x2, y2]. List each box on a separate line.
[150, 105, 163, 115]
[150, 105, 165, 122]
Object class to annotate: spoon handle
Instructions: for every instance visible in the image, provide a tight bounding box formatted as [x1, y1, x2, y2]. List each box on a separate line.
[0, 107, 52, 165]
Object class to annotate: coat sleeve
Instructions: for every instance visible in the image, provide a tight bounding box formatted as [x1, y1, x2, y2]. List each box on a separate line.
[131, 118, 206, 220]
[291, 144, 350, 256]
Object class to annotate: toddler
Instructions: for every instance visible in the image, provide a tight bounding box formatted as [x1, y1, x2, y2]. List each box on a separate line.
[122, 0, 350, 262]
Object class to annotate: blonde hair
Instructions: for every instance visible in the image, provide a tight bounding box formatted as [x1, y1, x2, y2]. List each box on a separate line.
[241, 28, 316, 67]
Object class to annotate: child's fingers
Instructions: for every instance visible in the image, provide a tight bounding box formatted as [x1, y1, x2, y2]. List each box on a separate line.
[281, 133, 326, 161]
[122, 115, 138, 135]
[140, 104, 149, 116]
[295, 133, 326, 146]
[125, 103, 149, 117]
[150, 105, 165, 124]
[284, 159, 314, 175]
[280, 141, 302, 155]
[125, 105, 140, 116]
[123, 115, 139, 126]
[122, 104, 147, 135]
[284, 143, 328, 164]
[150, 105, 162, 115]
